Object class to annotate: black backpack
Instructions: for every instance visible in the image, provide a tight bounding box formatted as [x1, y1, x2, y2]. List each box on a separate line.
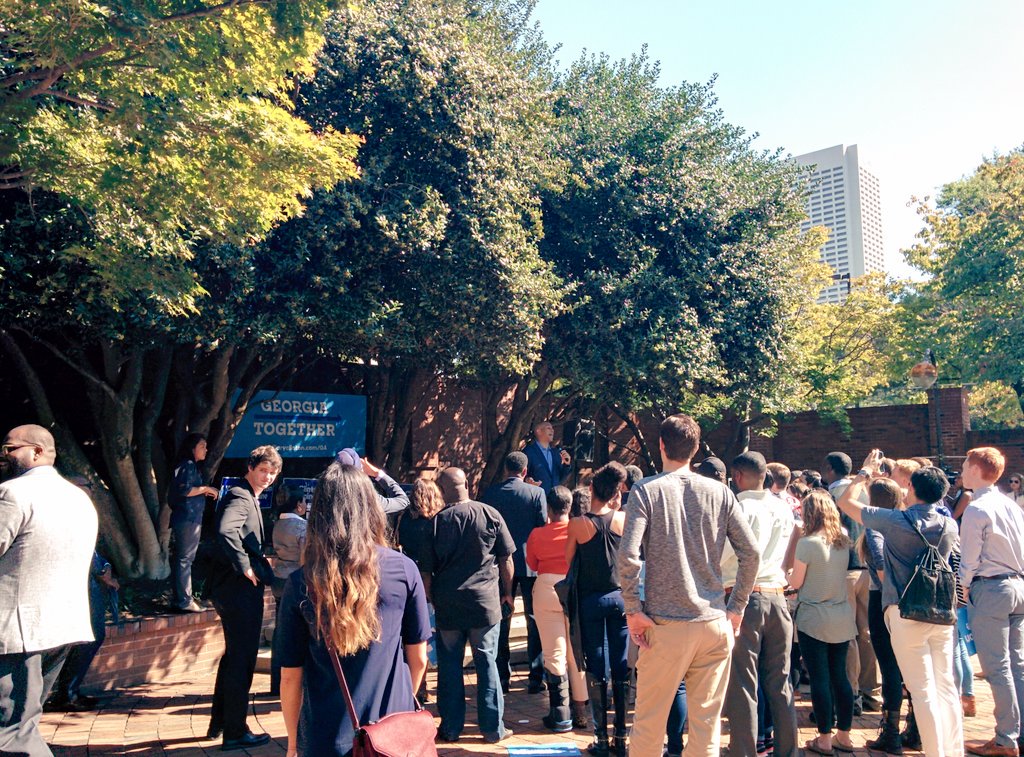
[897, 511, 956, 625]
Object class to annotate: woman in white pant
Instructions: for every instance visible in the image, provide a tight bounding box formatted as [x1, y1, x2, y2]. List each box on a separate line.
[527, 486, 589, 732]
[837, 451, 963, 757]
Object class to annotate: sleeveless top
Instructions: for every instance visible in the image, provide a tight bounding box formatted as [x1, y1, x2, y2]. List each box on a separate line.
[577, 511, 621, 596]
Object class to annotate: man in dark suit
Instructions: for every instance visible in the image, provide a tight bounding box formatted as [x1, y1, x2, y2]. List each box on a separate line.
[523, 420, 571, 492]
[206, 445, 281, 751]
[482, 452, 547, 694]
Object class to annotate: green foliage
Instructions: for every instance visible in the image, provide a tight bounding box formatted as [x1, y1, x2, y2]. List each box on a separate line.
[272, 0, 566, 373]
[537, 50, 822, 420]
[785, 272, 902, 421]
[2, 0, 359, 310]
[968, 381, 1024, 429]
[900, 149, 1024, 408]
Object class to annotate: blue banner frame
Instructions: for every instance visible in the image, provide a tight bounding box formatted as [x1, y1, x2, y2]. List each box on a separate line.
[225, 390, 366, 458]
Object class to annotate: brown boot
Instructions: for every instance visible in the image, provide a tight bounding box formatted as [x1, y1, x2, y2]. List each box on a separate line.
[965, 738, 1018, 757]
[962, 694, 977, 717]
[572, 700, 590, 730]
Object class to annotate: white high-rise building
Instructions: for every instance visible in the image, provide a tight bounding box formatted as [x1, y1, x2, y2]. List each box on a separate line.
[793, 144, 885, 303]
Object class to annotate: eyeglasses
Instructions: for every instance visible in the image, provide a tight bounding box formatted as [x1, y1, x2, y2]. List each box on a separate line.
[1, 443, 35, 455]
[1011, 479, 1021, 484]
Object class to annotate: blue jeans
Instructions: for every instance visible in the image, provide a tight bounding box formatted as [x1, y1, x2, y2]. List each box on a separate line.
[667, 679, 688, 754]
[171, 520, 202, 608]
[953, 626, 974, 697]
[57, 585, 108, 700]
[968, 576, 1024, 746]
[579, 590, 628, 683]
[436, 623, 506, 740]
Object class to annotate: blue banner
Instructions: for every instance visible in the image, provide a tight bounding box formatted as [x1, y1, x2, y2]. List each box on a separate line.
[279, 478, 318, 509]
[225, 390, 366, 458]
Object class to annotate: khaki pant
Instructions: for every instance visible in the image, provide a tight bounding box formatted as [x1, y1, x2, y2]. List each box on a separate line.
[885, 606, 963, 757]
[532, 573, 587, 702]
[631, 616, 734, 757]
[845, 568, 879, 697]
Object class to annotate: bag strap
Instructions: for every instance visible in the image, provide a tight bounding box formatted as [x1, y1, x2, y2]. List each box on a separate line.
[901, 511, 937, 549]
[328, 645, 425, 733]
[329, 649, 362, 730]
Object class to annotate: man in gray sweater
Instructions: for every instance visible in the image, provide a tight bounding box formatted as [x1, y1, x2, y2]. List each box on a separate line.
[618, 414, 760, 757]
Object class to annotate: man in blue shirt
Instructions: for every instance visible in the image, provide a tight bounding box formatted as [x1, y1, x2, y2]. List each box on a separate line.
[836, 450, 962, 757]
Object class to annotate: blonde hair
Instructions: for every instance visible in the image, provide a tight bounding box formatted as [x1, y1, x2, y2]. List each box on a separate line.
[409, 478, 445, 519]
[801, 490, 850, 549]
[856, 478, 904, 562]
[306, 464, 385, 656]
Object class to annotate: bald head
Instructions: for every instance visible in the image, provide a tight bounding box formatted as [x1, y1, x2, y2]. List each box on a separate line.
[3, 424, 57, 471]
[437, 467, 469, 504]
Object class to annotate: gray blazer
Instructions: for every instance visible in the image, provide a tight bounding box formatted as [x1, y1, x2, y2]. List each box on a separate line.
[272, 515, 307, 581]
[0, 466, 98, 654]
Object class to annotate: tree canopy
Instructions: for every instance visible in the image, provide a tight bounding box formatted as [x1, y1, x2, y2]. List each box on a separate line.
[900, 149, 1024, 410]
[2, 0, 359, 310]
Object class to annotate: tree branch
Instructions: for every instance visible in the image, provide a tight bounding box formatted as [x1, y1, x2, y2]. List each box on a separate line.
[42, 90, 115, 112]
[12, 329, 119, 403]
[155, 0, 268, 24]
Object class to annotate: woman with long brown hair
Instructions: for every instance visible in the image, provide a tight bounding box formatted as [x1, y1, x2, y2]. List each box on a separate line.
[279, 463, 431, 757]
[789, 490, 857, 755]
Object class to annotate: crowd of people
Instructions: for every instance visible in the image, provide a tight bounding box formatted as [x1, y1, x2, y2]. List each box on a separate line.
[3, 417, 1024, 757]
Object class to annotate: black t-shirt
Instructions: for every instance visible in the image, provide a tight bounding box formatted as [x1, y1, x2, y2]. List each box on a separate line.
[421, 500, 516, 630]
[396, 511, 433, 569]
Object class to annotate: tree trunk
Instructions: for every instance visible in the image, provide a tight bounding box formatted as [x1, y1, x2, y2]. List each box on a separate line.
[135, 349, 173, 556]
[0, 330, 137, 575]
[478, 366, 555, 488]
[608, 403, 658, 473]
[204, 346, 285, 476]
[89, 346, 166, 579]
[366, 361, 392, 462]
[383, 366, 430, 474]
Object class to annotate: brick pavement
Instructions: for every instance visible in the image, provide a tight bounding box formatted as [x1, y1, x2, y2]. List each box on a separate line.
[43, 664, 1002, 756]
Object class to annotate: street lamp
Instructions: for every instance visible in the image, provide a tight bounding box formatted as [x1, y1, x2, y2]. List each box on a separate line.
[910, 352, 938, 390]
[910, 350, 942, 465]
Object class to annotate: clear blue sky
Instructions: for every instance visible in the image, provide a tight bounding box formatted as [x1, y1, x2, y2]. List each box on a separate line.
[531, 0, 1024, 277]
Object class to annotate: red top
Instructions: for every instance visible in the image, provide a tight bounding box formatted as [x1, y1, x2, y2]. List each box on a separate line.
[526, 521, 570, 575]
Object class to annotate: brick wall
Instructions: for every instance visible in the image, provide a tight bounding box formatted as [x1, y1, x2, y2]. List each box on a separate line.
[750, 404, 933, 472]
[966, 429, 1024, 488]
[83, 590, 276, 693]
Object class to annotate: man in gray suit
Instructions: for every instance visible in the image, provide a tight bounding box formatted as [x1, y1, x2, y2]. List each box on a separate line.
[0, 424, 98, 756]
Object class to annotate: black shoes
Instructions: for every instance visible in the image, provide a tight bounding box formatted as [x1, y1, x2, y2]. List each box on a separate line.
[45, 696, 98, 713]
[221, 731, 270, 751]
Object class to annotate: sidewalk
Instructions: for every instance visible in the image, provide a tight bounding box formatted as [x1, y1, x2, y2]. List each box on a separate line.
[43, 664, 1000, 755]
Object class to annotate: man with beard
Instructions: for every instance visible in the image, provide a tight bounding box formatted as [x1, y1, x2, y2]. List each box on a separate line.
[0, 424, 98, 755]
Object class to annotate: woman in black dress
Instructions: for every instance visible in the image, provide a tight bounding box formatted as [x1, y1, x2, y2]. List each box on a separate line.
[279, 463, 431, 757]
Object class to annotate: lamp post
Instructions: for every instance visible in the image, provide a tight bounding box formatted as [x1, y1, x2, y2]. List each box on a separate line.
[911, 350, 942, 466]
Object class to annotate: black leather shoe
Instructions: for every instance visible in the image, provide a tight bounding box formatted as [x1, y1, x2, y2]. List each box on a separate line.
[64, 697, 98, 712]
[222, 731, 270, 751]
